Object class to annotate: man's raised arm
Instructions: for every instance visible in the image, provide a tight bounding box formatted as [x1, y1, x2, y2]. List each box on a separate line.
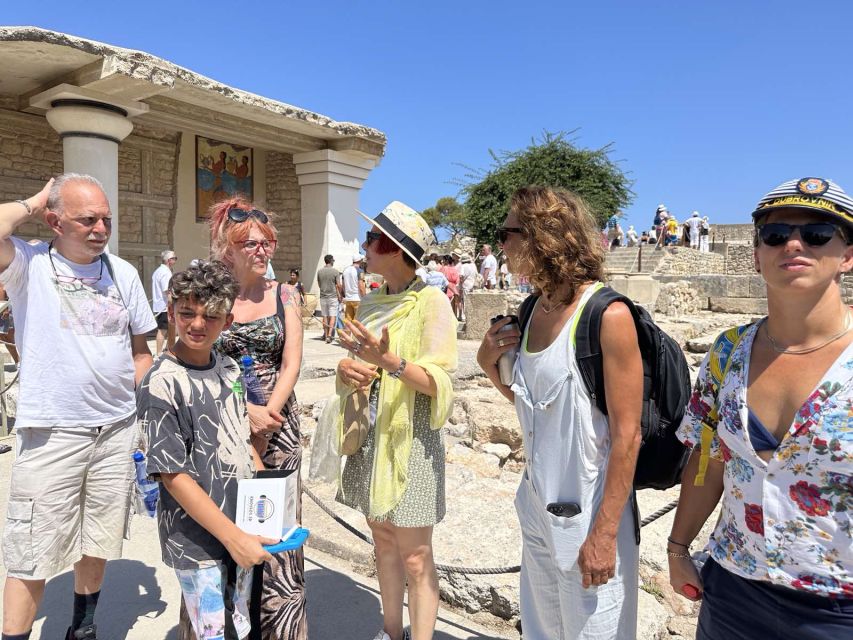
[0, 179, 54, 272]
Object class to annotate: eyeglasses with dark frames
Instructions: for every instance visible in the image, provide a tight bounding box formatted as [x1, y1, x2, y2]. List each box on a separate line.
[497, 227, 523, 244]
[227, 207, 269, 224]
[48, 240, 103, 286]
[365, 230, 384, 245]
[757, 222, 842, 248]
[239, 239, 277, 254]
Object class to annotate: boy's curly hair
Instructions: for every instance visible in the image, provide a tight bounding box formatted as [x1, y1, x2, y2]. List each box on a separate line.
[510, 186, 605, 304]
[168, 260, 239, 315]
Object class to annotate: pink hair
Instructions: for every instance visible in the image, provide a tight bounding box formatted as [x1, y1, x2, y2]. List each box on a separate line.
[208, 197, 277, 264]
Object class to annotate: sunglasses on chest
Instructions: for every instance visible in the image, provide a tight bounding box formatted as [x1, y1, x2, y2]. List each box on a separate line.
[757, 222, 843, 247]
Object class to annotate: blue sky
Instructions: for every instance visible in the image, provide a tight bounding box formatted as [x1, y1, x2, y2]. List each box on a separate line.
[6, 1, 853, 235]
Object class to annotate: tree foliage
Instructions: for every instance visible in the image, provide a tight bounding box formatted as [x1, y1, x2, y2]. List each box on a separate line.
[421, 196, 469, 238]
[461, 131, 634, 245]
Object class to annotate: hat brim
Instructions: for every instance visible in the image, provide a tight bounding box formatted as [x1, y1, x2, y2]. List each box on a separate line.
[751, 202, 853, 230]
[356, 209, 425, 264]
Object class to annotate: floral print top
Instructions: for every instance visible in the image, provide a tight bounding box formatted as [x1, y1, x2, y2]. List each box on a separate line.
[677, 321, 853, 598]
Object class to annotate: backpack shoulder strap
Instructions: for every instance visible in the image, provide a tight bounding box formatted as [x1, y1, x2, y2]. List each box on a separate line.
[570, 284, 631, 414]
[693, 323, 752, 486]
[99, 252, 127, 309]
[517, 292, 539, 334]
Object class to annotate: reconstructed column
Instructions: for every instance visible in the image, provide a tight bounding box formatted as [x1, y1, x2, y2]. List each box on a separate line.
[30, 86, 147, 254]
[292, 149, 380, 294]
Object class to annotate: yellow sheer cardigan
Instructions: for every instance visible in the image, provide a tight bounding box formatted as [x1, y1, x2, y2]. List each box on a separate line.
[319, 280, 457, 520]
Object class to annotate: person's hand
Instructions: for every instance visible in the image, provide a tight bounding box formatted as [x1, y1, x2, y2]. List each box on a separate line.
[247, 403, 284, 438]
[338, 319, 389, 368]
[224, 530, 276, 569]
[28, 178, 54, 221]
[577, 530, 617, 588]
[668, 552, 703, 601]
[337, 357, 379, 389]
[476, 316, 520, 372]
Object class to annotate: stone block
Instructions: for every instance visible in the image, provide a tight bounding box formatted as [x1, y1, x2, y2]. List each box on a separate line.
[709, 297, 767, 314]
[725, 275, 750, 298]
[463, 291, 507, 340]
[609, 274, 660, 306]
[748, 275, 767, 298]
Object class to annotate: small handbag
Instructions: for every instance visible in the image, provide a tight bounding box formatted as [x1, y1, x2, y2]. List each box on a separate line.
[341, 387, 370, 455]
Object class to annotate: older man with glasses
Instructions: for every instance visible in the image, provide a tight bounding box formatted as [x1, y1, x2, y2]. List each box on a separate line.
[0, 173, 156, 640]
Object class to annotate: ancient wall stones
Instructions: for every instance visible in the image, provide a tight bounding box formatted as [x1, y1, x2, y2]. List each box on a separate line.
[725, 244, 756, 274]
[654, 281, 702, 316]
[265, 151, 301, 275]
[653, 247, 725, 275]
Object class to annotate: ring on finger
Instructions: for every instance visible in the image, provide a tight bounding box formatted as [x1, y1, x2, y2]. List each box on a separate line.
[353, 342, 363, 353]
[497, 338, 505, 347]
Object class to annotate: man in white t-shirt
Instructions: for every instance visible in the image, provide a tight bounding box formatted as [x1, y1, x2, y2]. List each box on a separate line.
[687, 211, 703, 249]
[0, 174, 156, 640]
[479, 244, 498, 289]
[151, 248, 176, 353]
[342, 254, 366, 322]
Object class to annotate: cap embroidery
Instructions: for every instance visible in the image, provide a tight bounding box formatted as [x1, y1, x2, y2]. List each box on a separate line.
[797, 177, 829, 197]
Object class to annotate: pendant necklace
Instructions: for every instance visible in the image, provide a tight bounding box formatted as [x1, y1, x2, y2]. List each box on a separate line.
[765, 312, 852, 355]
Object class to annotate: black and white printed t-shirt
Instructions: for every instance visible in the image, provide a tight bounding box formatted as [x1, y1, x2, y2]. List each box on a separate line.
[138, 352, 255, 570]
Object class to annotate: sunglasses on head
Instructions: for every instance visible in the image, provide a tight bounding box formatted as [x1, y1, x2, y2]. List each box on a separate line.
[496, 227, 523, 244]
[757, 222, 842, 247]
[227, 207, 269, 224]
[365, 230, 384, 245]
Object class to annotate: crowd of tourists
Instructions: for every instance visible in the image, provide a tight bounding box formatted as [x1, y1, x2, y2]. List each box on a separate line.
[0, 172, 851, 640]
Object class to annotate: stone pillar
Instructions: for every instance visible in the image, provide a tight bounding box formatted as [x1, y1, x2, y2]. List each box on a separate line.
[292, 149, 380, 294]
[30, 86, 148, 254]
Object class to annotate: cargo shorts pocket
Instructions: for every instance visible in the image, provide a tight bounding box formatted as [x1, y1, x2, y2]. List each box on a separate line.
[3, 499, 35, 572]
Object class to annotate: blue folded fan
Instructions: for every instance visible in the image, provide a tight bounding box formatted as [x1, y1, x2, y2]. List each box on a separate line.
[263, 527, 309, 554]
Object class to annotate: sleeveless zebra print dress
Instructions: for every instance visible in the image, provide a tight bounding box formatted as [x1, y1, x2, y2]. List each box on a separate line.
[208, 283, 307, 640]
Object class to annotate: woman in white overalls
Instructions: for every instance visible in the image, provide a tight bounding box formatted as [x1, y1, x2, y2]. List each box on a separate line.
[477, 186, 643, 639]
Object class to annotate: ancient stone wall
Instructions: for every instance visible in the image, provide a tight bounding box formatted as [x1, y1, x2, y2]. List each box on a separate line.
[654, 281, 702, 316]
[712, 223, 754, 244]
[265, 151, 301, 275]
[725, 244, 756, 274]
[653, 246, 725, 275]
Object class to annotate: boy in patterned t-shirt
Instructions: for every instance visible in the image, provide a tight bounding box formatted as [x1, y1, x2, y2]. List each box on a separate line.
[137, 261, 275, 640]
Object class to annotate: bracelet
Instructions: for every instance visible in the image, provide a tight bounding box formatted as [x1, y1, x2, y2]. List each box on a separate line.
[15, 199, 31, 215]
[387, 358, 407, 379]
[667, 550, 692, 560]
[667, 536, 691, 549]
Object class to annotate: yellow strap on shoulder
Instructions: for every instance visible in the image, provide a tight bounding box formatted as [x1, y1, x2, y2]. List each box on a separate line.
[694, 422, 716, 486]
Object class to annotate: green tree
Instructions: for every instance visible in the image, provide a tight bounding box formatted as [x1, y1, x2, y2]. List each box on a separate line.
[421, 196, 469, 239]
[461, 131, 634, 245]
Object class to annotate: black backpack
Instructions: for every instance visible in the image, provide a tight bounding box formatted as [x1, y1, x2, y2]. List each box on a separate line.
[518, 285, 691, 491]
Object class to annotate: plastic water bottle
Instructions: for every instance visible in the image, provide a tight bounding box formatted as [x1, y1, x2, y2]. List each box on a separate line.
[132, 451, 159, 517]
[241, 355, 266, 405]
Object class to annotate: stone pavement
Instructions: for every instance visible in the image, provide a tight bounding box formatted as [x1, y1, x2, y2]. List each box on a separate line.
[0, 330, 513, 639]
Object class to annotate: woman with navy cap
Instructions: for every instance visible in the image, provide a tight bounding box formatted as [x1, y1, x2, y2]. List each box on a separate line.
[669, 177, 853, 638]
[331, 201, 457, 640]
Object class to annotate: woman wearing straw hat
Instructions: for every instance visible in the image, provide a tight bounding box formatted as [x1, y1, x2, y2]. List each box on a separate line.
[334, 201, 458, 640]
[669, 177, 853, 638]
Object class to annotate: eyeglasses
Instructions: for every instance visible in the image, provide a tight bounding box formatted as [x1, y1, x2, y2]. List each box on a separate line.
[240, 239, 277, 254]
[365, 230, 383, 245]
[757, 222, 842, 247]
[48, 240, 103, 285]
[227, 207, 269, 224]
[497, 227, 523, 244]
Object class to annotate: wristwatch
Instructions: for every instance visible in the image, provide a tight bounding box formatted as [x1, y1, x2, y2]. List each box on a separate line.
[387, 358, 407, 379]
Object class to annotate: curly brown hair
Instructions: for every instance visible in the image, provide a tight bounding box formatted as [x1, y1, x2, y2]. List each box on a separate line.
[509, 186, 605, 304]
[168, 260, 239, 316]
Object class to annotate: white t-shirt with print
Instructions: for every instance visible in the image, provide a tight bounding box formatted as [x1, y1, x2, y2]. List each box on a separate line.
[151, 263, 172, 313]
[341, 264, 362, 302]
[0, 237, 157, 428]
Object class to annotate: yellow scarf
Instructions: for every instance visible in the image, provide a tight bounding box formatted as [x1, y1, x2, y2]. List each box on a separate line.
[337, 279, 457, 519]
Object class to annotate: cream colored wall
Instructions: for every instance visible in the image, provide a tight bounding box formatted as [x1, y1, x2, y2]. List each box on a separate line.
[173, 132, 266, 270]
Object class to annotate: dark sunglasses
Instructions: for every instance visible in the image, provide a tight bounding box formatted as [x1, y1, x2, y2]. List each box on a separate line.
[757, 222, 842, 247]
[365, 230, 384, 245]
[227, 207, 269, 224]
[497, 227, 523, 244]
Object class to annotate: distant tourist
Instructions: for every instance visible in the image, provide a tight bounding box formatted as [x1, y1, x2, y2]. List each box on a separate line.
[640, 230, 651, 245]
[479, 243, 498, 289]
[458, 253, 477, 320]
[342, 254, 366, 322]
[499, 256, 512, 289]
[331, 201, 457, 640]
[626, 224, 639, 247]
[687, 211, 703, 249]
[668, 176, 853, 639]
[666, 215, 679, 245]
[700, 216, 711, 252]
[653, 204, 668, 246]
[441, 254, 461, 318]
[289, 268, 306, 305]
[607, 221, 624, 250]
[478, 186, 641, 639]
[424, 262, 448, 291]
[152, 248, 177, 353]
[317, 254, 342, 343]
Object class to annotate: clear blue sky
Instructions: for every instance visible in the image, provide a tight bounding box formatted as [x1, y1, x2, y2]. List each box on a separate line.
[6, 1, 853, 235]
